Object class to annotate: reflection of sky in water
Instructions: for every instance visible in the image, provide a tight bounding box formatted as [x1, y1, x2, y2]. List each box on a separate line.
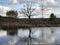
[17, 29, 29, 38]
[0, 27, 60, 45]
[0, 30, 7, 37]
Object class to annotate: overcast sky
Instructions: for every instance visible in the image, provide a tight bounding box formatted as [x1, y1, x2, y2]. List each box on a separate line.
[0, 0, 60, 18]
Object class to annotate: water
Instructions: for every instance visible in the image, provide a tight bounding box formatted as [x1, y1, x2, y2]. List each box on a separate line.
[0, 27, 60, 45]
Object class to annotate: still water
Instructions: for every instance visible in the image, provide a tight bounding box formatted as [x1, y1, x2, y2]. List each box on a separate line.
[0, 27, 60, 45]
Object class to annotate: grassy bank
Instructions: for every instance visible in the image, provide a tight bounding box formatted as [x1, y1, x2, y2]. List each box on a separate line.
[0, 16, 60, 29]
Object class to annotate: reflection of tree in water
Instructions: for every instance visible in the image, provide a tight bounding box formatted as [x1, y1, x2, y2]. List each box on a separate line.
[50, 27, 55, 34]
[17, 28, 55, 45]
[6, 27, 56, 45]
[7, 29, 18, 36]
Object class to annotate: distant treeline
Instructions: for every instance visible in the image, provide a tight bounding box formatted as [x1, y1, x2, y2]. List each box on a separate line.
[0, 15, 60, 30]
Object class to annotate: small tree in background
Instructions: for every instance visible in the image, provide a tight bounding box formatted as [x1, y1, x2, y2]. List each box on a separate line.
[50, 13, 56, 21]
[6, 10, 18, 18]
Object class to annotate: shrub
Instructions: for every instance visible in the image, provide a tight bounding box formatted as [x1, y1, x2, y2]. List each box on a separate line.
[50, 13, 56, 21]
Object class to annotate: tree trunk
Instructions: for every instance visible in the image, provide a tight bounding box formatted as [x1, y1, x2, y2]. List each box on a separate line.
[28, 16, 31, 24]
[28, 16, 31, 39]
[29, 27, 31, 39]
[28, 16, 31, 45]
[28, 27, 31, 45]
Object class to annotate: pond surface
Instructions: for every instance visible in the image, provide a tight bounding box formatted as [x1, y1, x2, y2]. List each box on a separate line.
[0, 27, 60, 45]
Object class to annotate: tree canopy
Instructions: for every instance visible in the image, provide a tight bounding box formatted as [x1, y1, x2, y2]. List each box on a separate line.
[6, 10, 18, 18]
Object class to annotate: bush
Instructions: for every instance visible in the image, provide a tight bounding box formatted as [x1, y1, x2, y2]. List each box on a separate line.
[6, 10, 18, 18]
[50, 13, 56, 21]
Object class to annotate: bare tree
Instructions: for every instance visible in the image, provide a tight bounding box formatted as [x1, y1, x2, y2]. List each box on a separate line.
[20, 4, 35, 22]
[19, 4, 36, 45]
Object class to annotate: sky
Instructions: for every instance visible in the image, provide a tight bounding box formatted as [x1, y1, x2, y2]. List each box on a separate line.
[0, 0, 60, 18]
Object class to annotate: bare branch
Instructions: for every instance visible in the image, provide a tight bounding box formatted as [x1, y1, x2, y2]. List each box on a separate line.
[20, 4, 36, 18]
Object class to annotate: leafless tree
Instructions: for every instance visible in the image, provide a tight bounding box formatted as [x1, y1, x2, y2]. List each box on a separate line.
[20, 4, 36, 22]
[19, 4, 36, 45]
